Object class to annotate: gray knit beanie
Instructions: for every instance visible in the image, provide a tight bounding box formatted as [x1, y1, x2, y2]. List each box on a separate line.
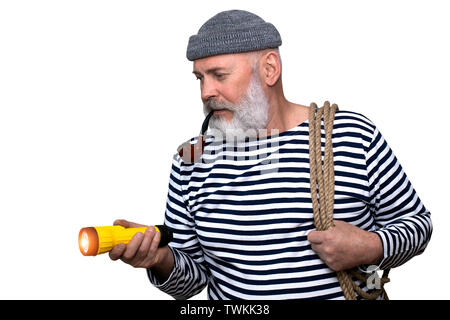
[186, 10, 282, 61]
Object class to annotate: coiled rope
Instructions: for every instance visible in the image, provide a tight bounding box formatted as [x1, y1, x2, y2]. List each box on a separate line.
[308, 101, 390, 300]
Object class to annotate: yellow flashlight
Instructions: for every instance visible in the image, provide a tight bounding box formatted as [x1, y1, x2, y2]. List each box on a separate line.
[78, 225, 173, 256]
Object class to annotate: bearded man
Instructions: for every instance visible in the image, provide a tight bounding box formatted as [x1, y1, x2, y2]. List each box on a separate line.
[109, 10, 432, 300]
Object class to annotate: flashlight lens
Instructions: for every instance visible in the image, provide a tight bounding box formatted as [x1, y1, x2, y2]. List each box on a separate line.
[81, 231, 89, 253]
[78, 227, 99, 256]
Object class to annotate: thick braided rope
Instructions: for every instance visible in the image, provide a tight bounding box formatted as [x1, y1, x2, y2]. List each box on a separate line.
[309, 102, 355, 300]
[308, 102, 390, 300]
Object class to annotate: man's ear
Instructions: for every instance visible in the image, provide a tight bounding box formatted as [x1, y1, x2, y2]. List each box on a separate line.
[261, 51, 282, 87]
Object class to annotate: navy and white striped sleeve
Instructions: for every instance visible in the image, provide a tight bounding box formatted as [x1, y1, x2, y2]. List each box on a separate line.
[366, 126, 433, 270]
[147, 153, 210, 299]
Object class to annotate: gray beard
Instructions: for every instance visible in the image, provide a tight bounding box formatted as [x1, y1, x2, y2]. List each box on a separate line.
[203, 73, 270, 142]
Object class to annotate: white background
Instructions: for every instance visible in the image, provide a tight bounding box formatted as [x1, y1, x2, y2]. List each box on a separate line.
[0, 0, 448, 299]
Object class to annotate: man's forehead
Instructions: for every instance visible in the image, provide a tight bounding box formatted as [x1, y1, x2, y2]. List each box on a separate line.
[193, 53, 247, 73]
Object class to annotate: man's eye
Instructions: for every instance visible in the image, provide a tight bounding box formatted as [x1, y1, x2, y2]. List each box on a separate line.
[215, 73, 226, 80]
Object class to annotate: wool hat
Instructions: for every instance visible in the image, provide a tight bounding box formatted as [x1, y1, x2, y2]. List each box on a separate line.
[186, 9, 282, 61]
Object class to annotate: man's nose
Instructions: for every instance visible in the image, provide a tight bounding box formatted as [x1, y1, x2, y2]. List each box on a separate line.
[201, 78, 218, 103]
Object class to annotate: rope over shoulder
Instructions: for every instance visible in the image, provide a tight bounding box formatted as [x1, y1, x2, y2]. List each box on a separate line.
[308, 101, 390, 300]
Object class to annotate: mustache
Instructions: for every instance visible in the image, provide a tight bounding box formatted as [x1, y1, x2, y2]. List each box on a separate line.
[203, 99, 236, 114]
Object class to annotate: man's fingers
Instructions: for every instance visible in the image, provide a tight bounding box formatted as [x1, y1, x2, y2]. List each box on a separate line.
[122, 232, 144, 261]
[139, 229, 161, 268]
[134, 227, 155, 262]
[149, 228, 161, 252]
[109, 243, 126, 261]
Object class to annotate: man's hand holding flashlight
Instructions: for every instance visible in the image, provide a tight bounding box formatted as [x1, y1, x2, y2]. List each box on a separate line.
[109, 219, 174, 282]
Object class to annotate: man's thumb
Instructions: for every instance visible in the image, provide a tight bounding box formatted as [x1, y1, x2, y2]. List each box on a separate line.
[307, 230, 325, 244]
[113, 219, 146, 228]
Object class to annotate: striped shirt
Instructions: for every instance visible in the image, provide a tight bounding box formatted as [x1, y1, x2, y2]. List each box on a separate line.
[147, 110, 432, 300]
